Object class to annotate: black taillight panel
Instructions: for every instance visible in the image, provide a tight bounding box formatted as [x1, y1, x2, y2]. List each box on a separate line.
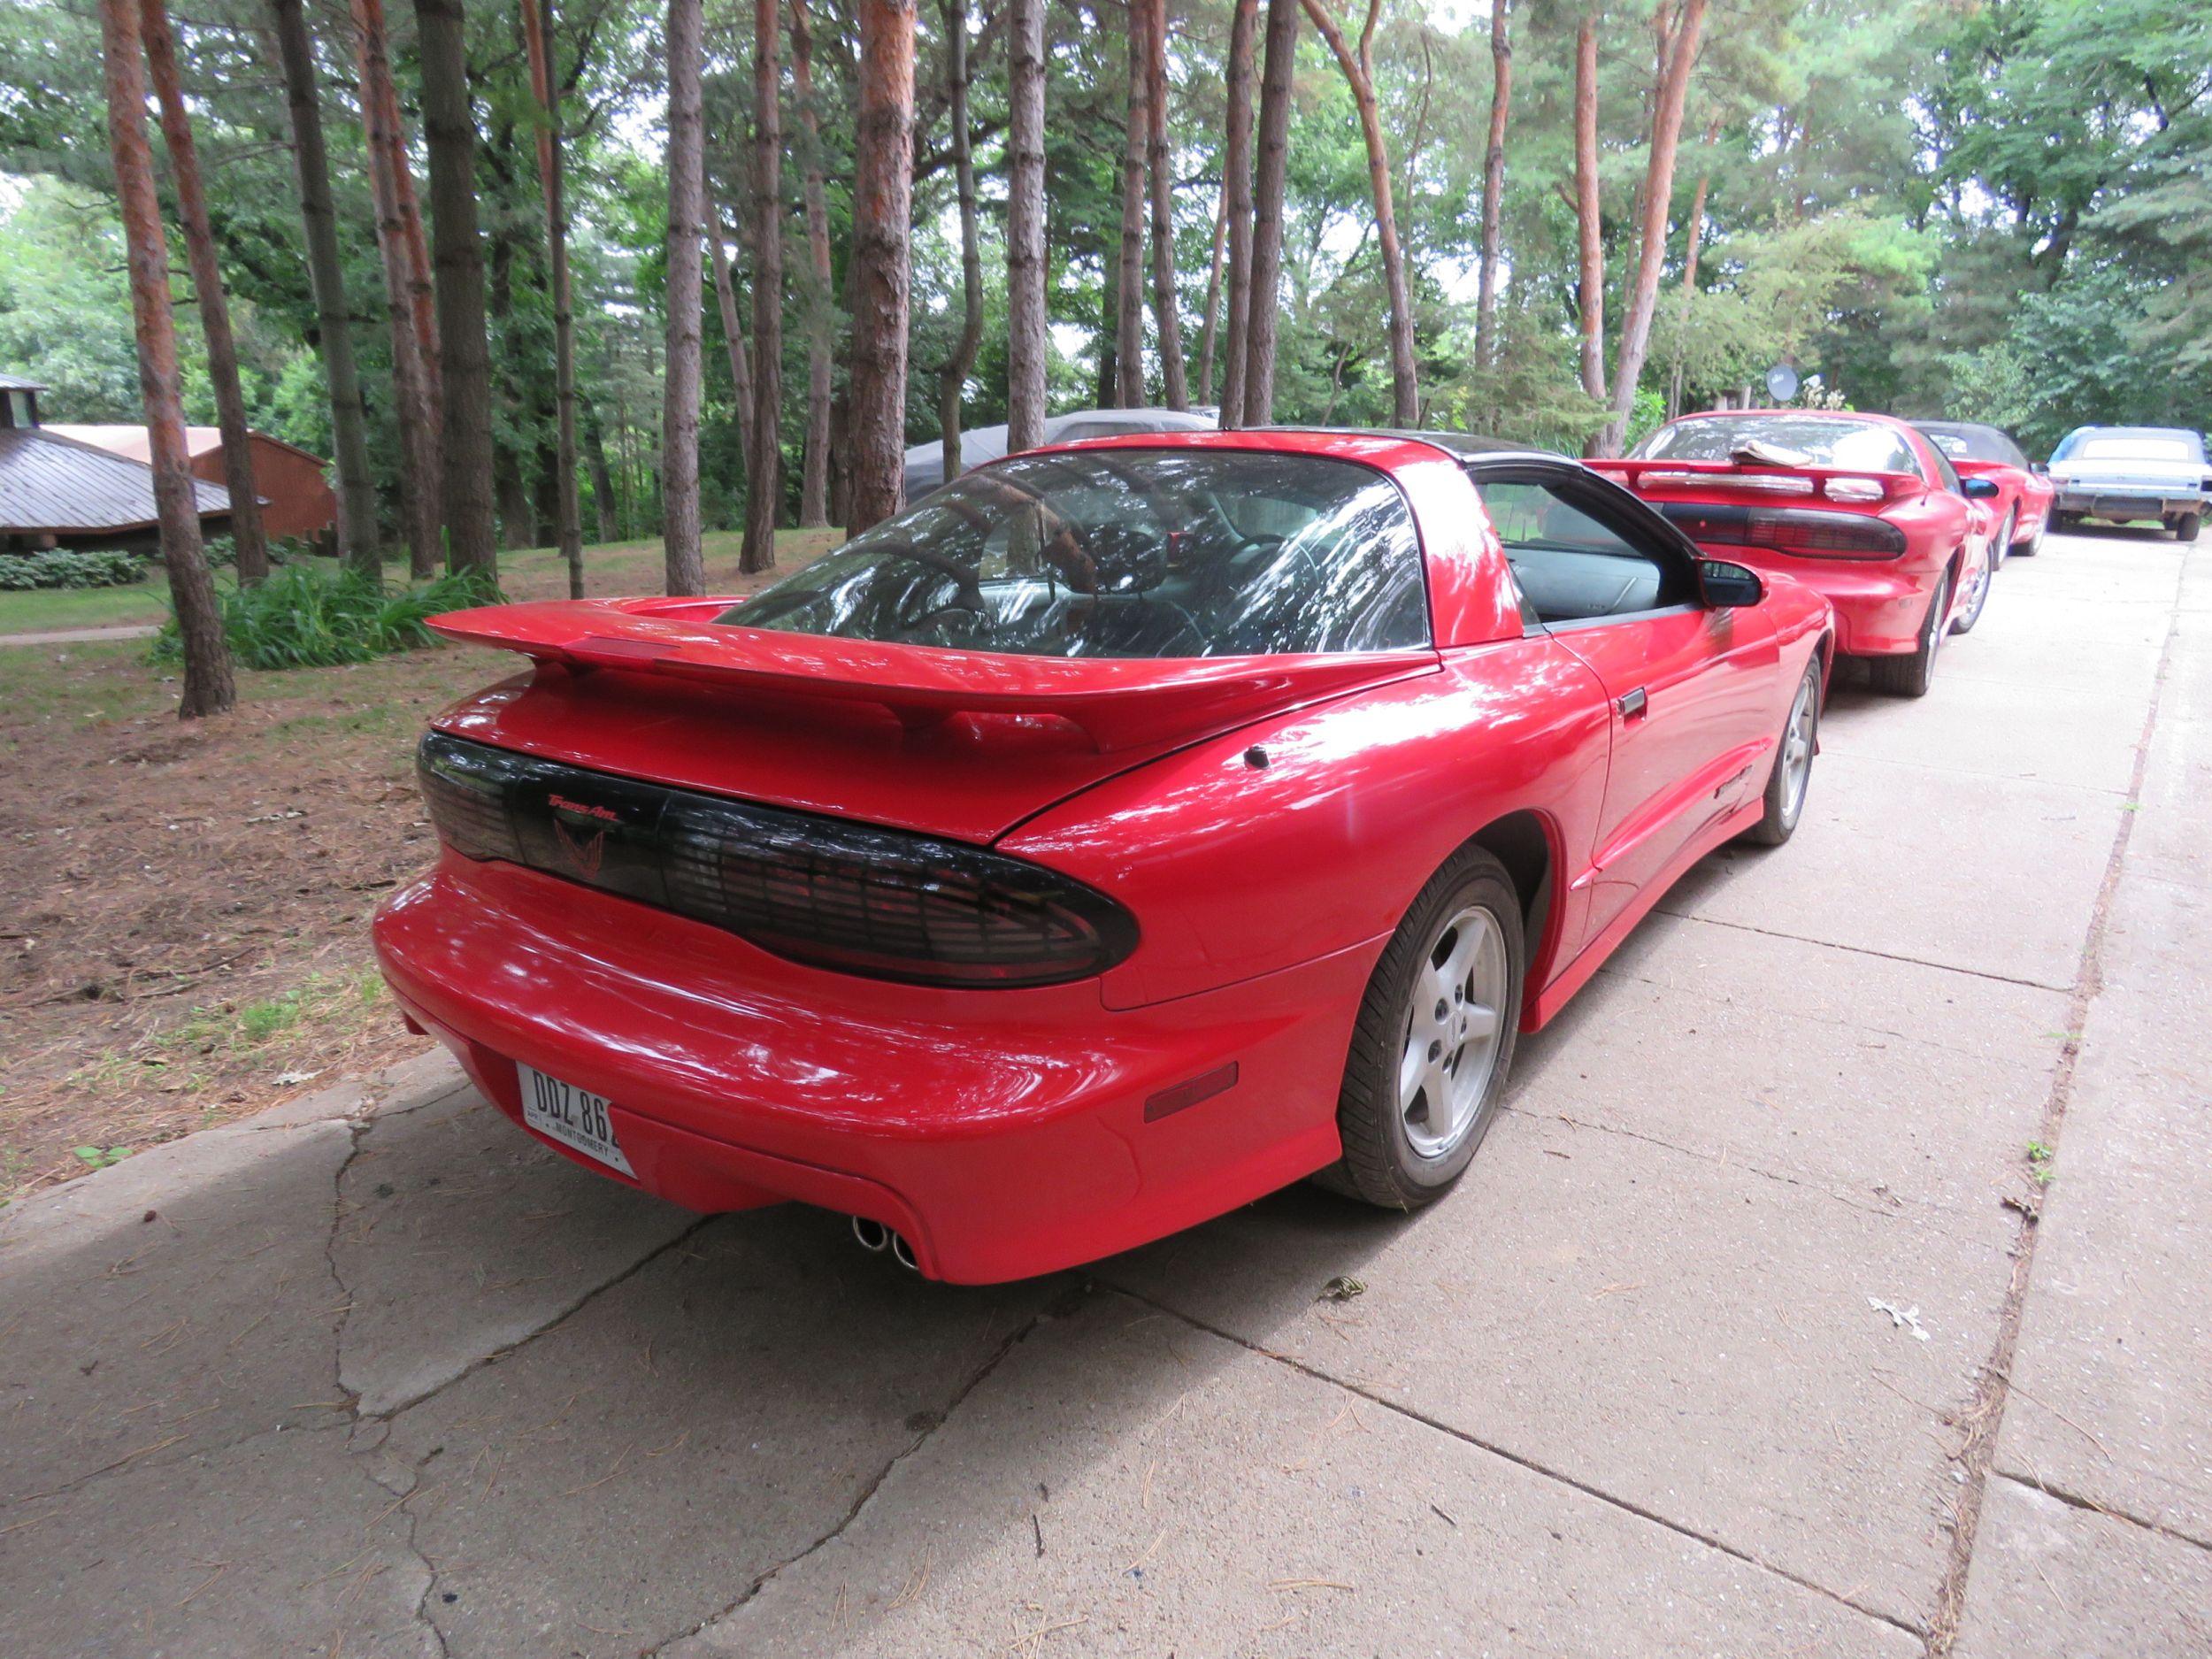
[415, 731, 1137, 987]
[1657, 501, 1907, 560]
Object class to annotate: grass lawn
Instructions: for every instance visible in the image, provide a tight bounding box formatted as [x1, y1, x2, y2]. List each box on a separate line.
[0, 526, 838, 1202]
[0, 526, 845, 637]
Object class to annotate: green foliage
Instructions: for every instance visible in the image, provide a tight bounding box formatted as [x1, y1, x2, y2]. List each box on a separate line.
[150, 565, 503, 672]
[0, 549, 147, 590]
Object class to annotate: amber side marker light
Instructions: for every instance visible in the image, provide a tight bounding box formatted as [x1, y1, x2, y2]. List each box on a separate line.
[1145, 1063, 1240, 1123]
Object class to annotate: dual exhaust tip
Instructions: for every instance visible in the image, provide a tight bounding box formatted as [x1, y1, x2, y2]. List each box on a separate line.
[851, 1214, 919, 1272]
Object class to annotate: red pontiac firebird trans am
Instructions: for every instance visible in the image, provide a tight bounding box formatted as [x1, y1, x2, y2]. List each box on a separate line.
[1589, 410, 1996, 697]
[1911, 419, 2057, 565]
[374, 430, 1832, 1283]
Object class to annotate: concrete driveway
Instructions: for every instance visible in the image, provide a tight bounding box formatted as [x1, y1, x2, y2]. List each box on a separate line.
[5, 529, 2206, 1657]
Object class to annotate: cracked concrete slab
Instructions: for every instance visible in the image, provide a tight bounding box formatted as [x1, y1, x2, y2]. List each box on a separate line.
[0, 1117, 358, 1508]
[1517, 906, 2068, 1218]
[380, 1208, 1058, 1658]
[3, 1420, 439, 1658]
[334, 1085, 698, 1416]
[1951, 1477, 2212, 1658]
[1990, 872, 2212, 1547]
[1659, 751, 2120, 989]
[667, 1288, 1921, 1659]
[1096, 1109, 2012, 1629]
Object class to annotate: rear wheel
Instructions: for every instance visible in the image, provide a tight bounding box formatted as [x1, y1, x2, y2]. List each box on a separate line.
[1319, 848, 1524, 1210]
[1867, 568, 1950, 698]
[2175, 511, 2202, 543]
[1990, 506, 2016, 571]
[1950, 547, 1992, 635]
[1743, 659, 1821, 847]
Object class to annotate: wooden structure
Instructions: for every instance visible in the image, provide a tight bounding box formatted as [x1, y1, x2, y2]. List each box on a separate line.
[46, 424, 335, 541]
[0, 375, 234, 550]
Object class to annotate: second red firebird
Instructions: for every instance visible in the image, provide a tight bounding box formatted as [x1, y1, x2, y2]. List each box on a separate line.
[374, 430, 1832, 1282]
[1592, 410, 1995, 697]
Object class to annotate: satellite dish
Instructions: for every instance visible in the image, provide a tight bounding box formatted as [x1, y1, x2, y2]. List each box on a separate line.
[1764, 363, 1801, 403]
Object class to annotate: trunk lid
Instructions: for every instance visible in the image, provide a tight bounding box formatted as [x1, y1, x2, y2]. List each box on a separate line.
[429, 597, 1439, 844]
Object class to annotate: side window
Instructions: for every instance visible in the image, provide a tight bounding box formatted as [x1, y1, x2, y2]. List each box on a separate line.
[1927, 447, 1962, 495]
[1479, 478, 1686, 626]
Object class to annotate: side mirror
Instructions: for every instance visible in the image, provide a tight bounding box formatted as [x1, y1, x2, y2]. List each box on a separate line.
[1699, 559, 1764, 609]
[1960, 475, 2001, 499]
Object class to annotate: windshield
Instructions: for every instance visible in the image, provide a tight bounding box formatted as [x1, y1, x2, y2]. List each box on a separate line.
[1635, 416, 1918, 474]
[1920, 425, 2027, 466]
[729, 449, 1429, 658]
[2078, 437, 2193, 463]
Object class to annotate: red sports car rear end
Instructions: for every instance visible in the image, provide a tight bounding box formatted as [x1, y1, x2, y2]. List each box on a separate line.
[375, 430, 1832, 1281]
[1591, 410, 1992, 696]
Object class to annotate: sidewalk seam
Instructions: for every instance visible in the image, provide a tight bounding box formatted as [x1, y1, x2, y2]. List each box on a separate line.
[1991, 1468, 2212, 1558]
[1650, 910, 2077, 993]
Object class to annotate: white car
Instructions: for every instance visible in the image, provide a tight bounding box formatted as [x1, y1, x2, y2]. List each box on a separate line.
[904, 407, 1217, 501]
[2047, 426, 2208, 541]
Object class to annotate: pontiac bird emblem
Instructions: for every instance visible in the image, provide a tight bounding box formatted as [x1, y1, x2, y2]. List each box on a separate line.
[553, 814, 608, 879]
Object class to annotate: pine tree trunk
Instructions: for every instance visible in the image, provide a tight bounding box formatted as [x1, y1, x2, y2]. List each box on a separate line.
[936, 0, 984, 482]
[705, 210, 757, 483]
[1216, 0, 1256, 427]
[1302, 0, 1417, 426]
[1601, 0, 1707, 456]
[1241, 0, 1298, 426]
[351, 0, 440, 579]
[661, 0, 706, 593]
[1113, 0, 1149, 407]
[741, 0, 782, 574]
[1474, 0, 1511, 373]
[142, 0, 271, 587]
[270, 0, 381, 577]
[1667, 127, 1715, 420]
[845, 0, 918, 534]
[1002, 0, 1047, 453]
[411, 0, 497, 572]
[1572, 19, 1605, 426]
[1195, 193, 1225, 403]
[99, 0, 234, 717]
[789, 0, 836, 524]
[582, 398, 618, 541]
[1143, 0, 1187, 410]
[521, 0, 583, 595]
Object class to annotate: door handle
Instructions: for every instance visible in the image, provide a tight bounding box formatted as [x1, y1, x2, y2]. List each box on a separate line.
[1617, 687, 1649, 719]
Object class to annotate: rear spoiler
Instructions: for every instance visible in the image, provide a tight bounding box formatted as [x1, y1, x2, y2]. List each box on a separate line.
[1586, 458, 1921, 507]
[429, 597, 1438, 753]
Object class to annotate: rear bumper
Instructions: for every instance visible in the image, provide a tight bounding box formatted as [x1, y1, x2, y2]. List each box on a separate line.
[372, 856, 1374, 1283]
[2055, 489, 2202, 521]
[1723, 551, 1937, 657]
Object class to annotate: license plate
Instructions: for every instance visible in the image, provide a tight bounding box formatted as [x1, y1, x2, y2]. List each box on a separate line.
[517, 1063, 634, 1176]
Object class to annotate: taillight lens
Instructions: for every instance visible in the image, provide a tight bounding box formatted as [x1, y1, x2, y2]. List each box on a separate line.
[1658, 502, 1907, 560]
[416, 732, 1136, 987]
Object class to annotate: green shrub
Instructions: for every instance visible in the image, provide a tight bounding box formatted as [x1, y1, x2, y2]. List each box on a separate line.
[151, 565, 503, 671]
[0, 548, 148, 590]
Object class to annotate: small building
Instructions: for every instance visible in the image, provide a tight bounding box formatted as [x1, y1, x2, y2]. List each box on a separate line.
[45, 423, 335, 542]
[0, 375, 234, 552]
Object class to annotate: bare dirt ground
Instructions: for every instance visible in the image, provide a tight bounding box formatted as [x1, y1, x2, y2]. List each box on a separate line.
[0, 532, 832, 1202]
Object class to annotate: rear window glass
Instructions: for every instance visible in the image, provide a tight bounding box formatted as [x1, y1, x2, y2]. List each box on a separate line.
[2079, 437, 2193, 462]
[1919, 426, 2028, 466]
[1635, 417, 1918, 474]
[729, 449, 1428, 658]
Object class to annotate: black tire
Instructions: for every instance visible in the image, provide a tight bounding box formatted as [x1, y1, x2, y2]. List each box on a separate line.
[1742, 658, 1821, 848]
[2050, 511, 2076, 534]
[1990, 506, 2016, 571]
[1866, 568, 1950, 698]
[2175, 511, 2202, 543]
[1318, 847, 1525, 1210]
